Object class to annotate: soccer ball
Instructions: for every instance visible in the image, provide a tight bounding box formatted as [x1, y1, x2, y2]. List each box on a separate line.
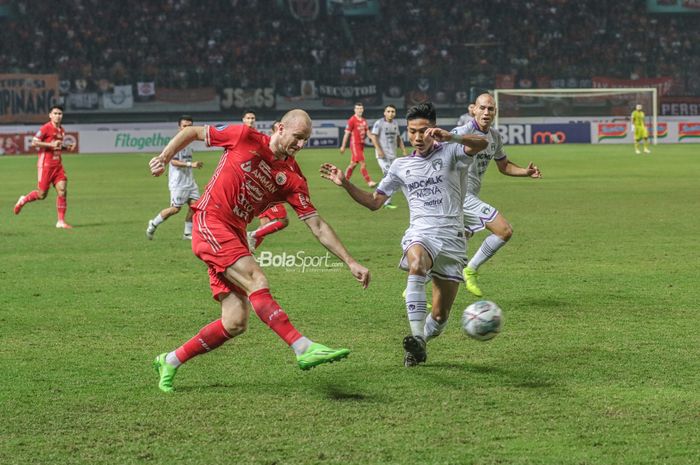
[462, 300, 503, 341]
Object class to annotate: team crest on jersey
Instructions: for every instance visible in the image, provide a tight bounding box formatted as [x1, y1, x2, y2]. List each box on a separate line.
[275, 172, 287, 185]
[431, 159, 443, 171]
[240, 161, 252, 172]
[405, 169, 411, 176]
[481, 206, 492, 215]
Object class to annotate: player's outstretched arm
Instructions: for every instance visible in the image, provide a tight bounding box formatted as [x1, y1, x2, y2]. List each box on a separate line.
[320, 163, 386, 211]
[496, 158, 542, 178]
[303, 215, 371, 289]
[149, 126, 206, 177]
[425, 128, 488, 154]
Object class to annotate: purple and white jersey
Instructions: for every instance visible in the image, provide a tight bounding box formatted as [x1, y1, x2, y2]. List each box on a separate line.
[168, 146, 198, 191]
[456, 113, 472, 127]
[371, 118, 401, 159]
[377, 142, 474, 233]
[451, 120, 506, 196]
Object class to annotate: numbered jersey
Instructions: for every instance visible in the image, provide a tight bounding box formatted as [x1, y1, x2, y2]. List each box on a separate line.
[34, 122, 64, 167]
[377, 142, 473, 233]
[195, 124, 317, 230]
[451, 120, 506, 196]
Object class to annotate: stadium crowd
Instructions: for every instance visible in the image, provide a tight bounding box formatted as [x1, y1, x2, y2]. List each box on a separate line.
[1, 0, 698, 95]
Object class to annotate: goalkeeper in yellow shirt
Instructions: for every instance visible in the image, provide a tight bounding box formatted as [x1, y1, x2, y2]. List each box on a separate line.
[631, 104, 651, 154]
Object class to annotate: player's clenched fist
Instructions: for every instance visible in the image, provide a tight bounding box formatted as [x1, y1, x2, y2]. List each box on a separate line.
[149, 155, 166, 177]
[349, 261, 371, 289]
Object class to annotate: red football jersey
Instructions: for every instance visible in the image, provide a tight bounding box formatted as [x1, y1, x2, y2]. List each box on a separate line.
[35, 122, 64, 167]
[345, 115, 368, 148]
[194, 124, 317, 230]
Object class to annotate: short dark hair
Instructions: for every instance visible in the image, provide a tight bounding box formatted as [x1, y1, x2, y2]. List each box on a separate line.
[242, 110, 256, 118]
[178, 115, 193, 126]
[49, 105, 64, 113]
[354, 102, 364, 107]
[406, 102, 436, 123]
[385, 104, 397, 111]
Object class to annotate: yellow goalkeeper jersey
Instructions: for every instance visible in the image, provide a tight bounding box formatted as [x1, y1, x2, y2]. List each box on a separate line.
[631, 110, 646, 128]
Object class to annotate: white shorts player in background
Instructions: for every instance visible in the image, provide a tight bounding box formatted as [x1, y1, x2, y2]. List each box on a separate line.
[146, 115, 203, 240]
[321, 102, 488, 367]
[368, 104, 407, 209]
[451, 93, 542, 297]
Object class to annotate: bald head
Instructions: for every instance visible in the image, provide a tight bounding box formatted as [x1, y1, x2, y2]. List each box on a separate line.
[281, 109, 312, 129]
[272, 109, 313, 158]
[473, 93, 497, 131]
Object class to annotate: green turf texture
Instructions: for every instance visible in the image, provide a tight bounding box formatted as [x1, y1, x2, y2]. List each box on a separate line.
[1, 144, 698, 465]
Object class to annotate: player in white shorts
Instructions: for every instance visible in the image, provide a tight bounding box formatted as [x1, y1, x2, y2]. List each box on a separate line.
[146, 115, 203, 240]
[451, 93, 542, 296]
[321, 102, 488, 367]
[368, 104, 407, 209]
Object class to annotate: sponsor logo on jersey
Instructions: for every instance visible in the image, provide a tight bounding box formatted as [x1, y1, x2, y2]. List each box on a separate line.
[258, 160, 272, 177]
[251, 168, 278, 193]
[275, 172, 287, 185]
[245, 180, 265, 201]
[406, 176, 443, 192]
[240, 161, 252, 172]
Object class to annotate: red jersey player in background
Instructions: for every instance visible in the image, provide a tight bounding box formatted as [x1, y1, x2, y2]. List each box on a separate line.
[242, 115, 290, 252]
[339, 102, 376, 187]
[148, 109, 370, 393]
[14, 105, 76, 228]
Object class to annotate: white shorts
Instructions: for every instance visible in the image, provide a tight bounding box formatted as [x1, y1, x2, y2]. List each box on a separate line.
[170, 187, 200, 207]
[376, 154, 396, 176]
[463, 194, 499, 235]
[399, 229, 467, 282]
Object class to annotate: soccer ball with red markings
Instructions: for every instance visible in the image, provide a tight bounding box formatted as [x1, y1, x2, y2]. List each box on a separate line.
[462, 300, 503, 341]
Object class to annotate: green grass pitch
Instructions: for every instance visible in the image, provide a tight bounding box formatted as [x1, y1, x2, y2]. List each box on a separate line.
[1, 144, 699, 464]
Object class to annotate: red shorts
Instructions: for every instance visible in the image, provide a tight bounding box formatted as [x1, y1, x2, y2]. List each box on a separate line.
[350, 145, 365, 163]
[258, 204, 288, 221]
[192, 210, 250, 300]
[37, 164, 66, 191]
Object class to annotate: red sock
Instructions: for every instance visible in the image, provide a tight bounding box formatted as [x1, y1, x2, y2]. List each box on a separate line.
[174, 319, 232, 364]
[253, 220, 288, 248]
[345, 166, 355, 180]
[56, 196, 67, 221]
[23, 190, 41, 204]
[248, 288, 302, 345]
[360, 167, 372, 183]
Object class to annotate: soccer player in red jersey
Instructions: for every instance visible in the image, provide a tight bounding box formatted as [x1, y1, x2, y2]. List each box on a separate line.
[242, 116, 290, 251]
[149, 109, 370, 392]
[340, 102, 376, 187]
[14, 105, 76, 228]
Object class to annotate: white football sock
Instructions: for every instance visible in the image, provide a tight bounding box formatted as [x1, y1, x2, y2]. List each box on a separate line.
[152, 213, 165, 226]
[405, 274, 428, 338]
[184, 221, 193, 235]
[467, 234, 507, 270]
[291, 336, 312, 356]
[424, 313, 448, 342]
[165, 351, 182, 368]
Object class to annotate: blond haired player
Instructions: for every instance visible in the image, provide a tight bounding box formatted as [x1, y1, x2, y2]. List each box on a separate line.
[631, 104, 651, 154]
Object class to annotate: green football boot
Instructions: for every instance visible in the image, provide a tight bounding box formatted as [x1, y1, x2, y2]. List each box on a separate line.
[463, 267, 483, 297]
[297, 343, 350, 370]
[153, 353, 178, 393]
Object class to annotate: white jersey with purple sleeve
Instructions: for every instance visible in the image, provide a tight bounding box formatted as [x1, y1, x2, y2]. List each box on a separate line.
[371, 118, 400, 159]
[451, 120, 506, 197]
[377, 142, 473, 234]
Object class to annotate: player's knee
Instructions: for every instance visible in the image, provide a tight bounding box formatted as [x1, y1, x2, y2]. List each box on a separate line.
[500, 224, 513, 241]
[222, 316, 247, 337]
[38, 190, 48, 200]
[279, 217, 289, 228]
[407, 261, 430, 276]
